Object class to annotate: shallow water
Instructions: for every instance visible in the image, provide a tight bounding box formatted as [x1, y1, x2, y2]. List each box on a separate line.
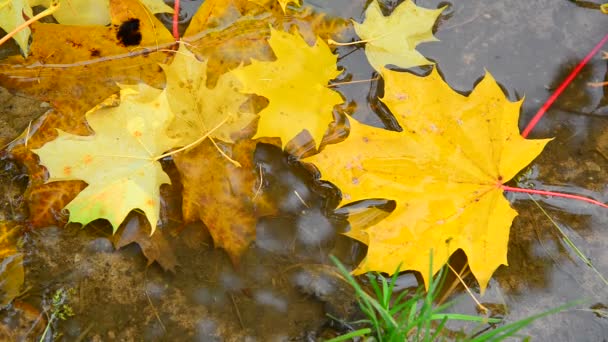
[0, 0, 607, 340]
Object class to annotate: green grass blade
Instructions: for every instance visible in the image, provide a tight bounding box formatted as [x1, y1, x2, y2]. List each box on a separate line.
[431, 313, 501, 324]
[325, 328, 372, 342]
[469, 301, 582, 341]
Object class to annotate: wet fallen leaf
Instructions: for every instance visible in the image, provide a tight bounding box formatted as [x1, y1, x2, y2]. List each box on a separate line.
[0, 300, 45, 340]
[305, 68, 550, 292]
[163, 45, 256, 145]
[353, 0, 445, 72]
[32, 0, 173, 25]
[1, 13, 181, 227]
[231, 28, 343, 148]
[183, 0, 274, 85]
[27, 180, 87, 227]
[113, 213, 177, 271]
[4, 110, 93, 227]
[183, 0, 349, 85]
[173, 138, 277, 263]
[32, 84, 178, 232]
[0, 0, 172, 55]
[0, 0, 174, 117]
[0, 221, 24, 307]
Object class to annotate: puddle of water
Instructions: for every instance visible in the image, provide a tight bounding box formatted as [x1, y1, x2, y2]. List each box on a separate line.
[0, 0, 607, 340]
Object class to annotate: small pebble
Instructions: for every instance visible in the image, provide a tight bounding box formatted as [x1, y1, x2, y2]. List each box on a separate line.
[86, 238, 114, 253]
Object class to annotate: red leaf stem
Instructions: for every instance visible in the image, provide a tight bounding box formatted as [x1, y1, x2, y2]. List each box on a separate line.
[501, 184, 608, 209]
[521, 33, 608, 138]
[173, 0, 180, 40]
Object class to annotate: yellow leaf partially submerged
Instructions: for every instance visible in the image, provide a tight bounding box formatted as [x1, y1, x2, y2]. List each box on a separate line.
[306, 68, 550, 292]
[354, 0, 445, 72]
[163, 45, 256, 145]
[231, 28, 343, 149]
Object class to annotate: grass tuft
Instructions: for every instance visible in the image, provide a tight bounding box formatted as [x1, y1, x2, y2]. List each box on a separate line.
[328, 255, 579, 341]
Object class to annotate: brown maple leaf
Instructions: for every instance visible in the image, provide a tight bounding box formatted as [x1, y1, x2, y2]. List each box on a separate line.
[173, 138, 277, 263]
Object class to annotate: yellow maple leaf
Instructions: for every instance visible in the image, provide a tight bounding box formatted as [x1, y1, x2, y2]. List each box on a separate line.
[305, 68, 551, 293]
[32, 85, 179, 232]
[231, 28, 343, 149]
[353, 0, 445, 72]
[163, 45, 256, 145]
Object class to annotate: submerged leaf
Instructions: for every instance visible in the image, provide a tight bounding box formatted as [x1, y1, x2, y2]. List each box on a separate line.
[353, 0, 445, 72]
[173, 139, 277, 263]
[0, 222, 24, 307]
[113, 213, 178, 271]
[306, 68, 550, 292]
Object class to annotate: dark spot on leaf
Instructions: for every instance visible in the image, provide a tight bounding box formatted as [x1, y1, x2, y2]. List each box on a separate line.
[498, 175, 503, 181]
[66, 39, 82, 48]
[117, 18, 142, 46]
[90, 48, 101, 57]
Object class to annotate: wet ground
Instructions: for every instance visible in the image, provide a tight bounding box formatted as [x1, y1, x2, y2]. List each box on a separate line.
[1, 0, 607, 341]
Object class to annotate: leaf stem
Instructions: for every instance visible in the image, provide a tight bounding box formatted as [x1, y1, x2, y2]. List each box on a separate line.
[0, 0, 61, 49]
[521, 33, 608, 138]
[328, 77, 380, 87]
[327, 31, 392, 46]
[155, 117, 228, 160]
[501, 184, 608, 209]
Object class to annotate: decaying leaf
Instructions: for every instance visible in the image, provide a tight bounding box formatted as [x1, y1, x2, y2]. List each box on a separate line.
[32, 84, 178, 232]
[163, 45, 256, 145]
[27, 180, 87, 227]
[113, 213, 178, 271]
[353, 0, 445, 72]
[0, 0, 174, 117]
[0, 222, 24, 307]
[173, 139, 277, 263]
[305, 68, 550, 292]
[231, 28, 343, 148]
[5, 110, 93, 228]
[0, 0, 172, 56]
